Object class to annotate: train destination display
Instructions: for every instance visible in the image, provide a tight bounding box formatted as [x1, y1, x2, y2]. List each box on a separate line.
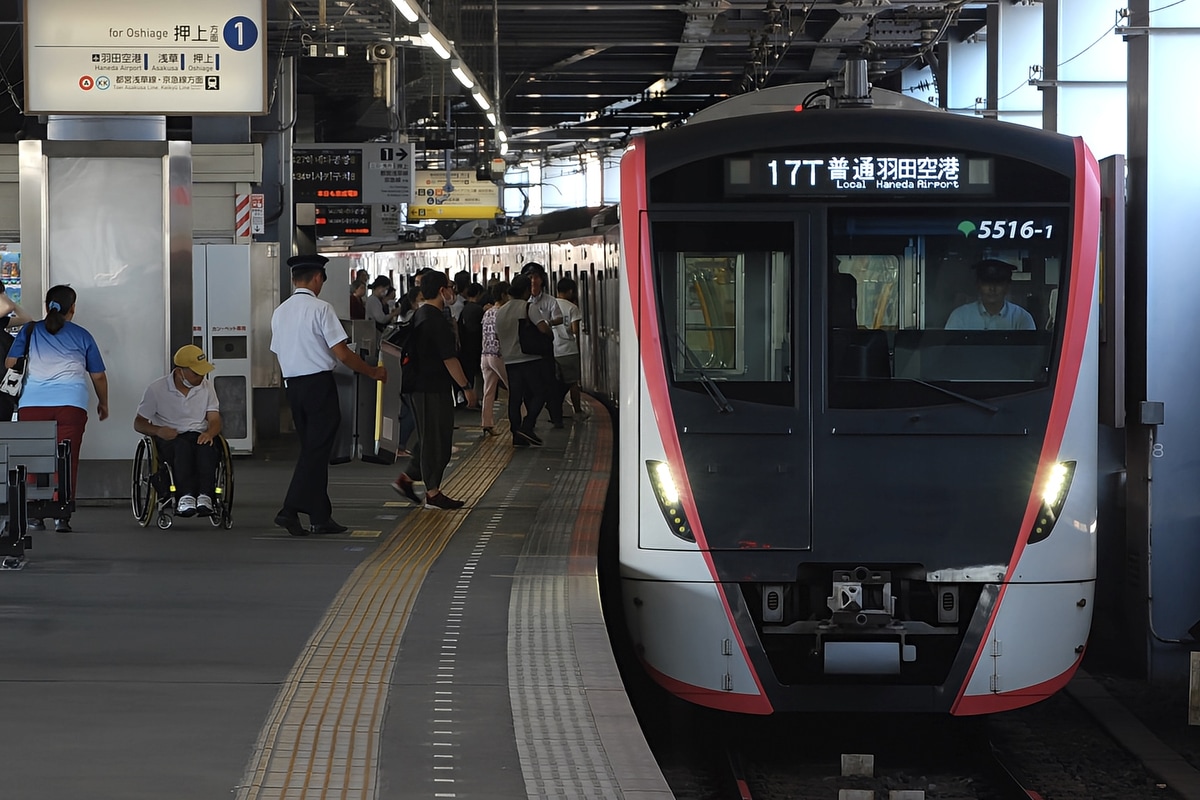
[726, 153, 995, 196]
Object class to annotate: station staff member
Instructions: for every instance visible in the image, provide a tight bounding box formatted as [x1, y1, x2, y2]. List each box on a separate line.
[270, 253, 387, 536]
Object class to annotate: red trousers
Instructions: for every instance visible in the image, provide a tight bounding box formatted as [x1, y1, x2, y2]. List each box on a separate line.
[18, 405, 88, 501]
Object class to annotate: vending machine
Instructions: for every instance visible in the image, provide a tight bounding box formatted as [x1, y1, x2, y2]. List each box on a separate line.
[193, 244, 254, 454]
[0, 247, 20, 322]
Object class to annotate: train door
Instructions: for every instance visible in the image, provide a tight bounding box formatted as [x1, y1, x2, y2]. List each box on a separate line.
[646, 214, 812, 550]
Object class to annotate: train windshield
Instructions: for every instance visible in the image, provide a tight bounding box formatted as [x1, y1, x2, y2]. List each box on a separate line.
[828, 206, 1070, 409]
[654, 220, 794, 406]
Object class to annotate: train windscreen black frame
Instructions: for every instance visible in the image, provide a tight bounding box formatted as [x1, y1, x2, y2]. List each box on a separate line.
[827, 205, 1071, 409]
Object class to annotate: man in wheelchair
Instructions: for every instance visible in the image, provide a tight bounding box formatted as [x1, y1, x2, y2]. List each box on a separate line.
[133, 345, 223, 517]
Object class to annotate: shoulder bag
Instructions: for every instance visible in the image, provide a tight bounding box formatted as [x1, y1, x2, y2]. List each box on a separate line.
[0, 322, 33, 399]
[518, 304, 553, 357]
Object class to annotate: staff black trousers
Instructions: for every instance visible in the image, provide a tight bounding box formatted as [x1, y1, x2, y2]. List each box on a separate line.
[283, 371, 340, 523]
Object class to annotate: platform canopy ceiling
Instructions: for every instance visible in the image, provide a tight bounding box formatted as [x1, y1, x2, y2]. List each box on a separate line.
[0, 0, 990, 164]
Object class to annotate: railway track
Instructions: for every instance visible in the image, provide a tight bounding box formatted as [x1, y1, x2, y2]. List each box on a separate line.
[638, 689, 1179, 800]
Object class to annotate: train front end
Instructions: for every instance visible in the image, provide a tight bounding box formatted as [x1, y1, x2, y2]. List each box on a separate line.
[617, 107, 1101, 714]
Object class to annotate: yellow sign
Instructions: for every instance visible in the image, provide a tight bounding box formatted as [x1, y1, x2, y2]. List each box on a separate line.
[408, 205, 502, 221]
[408, 169, 500, 221]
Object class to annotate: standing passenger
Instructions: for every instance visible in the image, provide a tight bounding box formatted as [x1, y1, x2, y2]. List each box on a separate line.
[496, 274, 550, 448]
[553, 276, 589, 419]
[270, 254, 387, 536]
[349, 279, 367, 320]
[391, 271, 476, 509]
[4, 285, 109, 532]
[522, 262, 563, 428]
[457, 282, 485, 406]
[365, 276, 399, 331]
[478, 281, 510, 435]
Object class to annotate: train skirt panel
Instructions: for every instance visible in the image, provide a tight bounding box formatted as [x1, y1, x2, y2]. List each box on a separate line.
[622, 577, 772, 714]
[954, 579, 1094, 714]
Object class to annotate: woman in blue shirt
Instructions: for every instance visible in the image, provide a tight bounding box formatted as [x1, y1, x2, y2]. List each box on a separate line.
[4, 285, 109, 532]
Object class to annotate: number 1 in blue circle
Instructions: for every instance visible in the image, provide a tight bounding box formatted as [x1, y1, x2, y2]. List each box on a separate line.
[224, 17, 259, 51]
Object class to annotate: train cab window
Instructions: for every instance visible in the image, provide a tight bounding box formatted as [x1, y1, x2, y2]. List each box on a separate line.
[828, 207, 1070, 409]
[654, 220, 794, 405]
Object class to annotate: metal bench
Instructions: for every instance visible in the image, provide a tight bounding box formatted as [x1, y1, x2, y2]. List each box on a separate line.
[0, 421, 73, 568]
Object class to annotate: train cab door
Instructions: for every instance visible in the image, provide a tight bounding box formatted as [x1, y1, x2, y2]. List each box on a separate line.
[644, 213, 813, 551]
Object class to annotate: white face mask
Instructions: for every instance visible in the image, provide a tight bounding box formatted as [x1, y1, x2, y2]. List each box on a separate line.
[179, 370, 198, 389]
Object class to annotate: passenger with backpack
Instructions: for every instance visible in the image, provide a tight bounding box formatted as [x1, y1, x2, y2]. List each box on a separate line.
[391, 271, 476, 509]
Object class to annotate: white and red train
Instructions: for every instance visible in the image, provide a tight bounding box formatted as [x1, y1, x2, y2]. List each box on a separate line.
[363, 90, 1102, 715]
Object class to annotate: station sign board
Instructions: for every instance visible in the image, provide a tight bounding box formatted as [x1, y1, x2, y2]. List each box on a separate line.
[293, 143, 413, 205]
[409, 170, 501, 221]
[24, 0, 267, 115]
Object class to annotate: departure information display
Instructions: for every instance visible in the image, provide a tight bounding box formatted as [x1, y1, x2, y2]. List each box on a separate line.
[293, 148, 363, 203]
[726, 153, 995, 196]
[315, 205, 371, 237]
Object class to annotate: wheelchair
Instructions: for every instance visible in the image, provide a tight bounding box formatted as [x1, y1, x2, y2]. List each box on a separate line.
[131, 435, 234, 530]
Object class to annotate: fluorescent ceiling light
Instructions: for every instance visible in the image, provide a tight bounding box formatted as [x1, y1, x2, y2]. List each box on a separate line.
[486, 111, 497, 126]
[418, 23, 451, 60]
[391, 0, 419, 22]
[471, 89, 490, 110]
[496, 129, 508, 143]
[450, 59, 474, 89]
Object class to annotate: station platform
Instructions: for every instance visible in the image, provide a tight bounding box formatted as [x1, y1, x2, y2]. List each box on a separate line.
[0, 400, 673, 800]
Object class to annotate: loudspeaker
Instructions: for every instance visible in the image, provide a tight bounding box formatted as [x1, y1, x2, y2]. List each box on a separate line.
[366, 42, 396, 62]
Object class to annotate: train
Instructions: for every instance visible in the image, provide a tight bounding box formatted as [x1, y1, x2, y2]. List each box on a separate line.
[350, 85, 1102, 715]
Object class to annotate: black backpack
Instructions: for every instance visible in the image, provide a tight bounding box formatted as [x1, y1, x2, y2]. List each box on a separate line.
[383, 316, 419, 393]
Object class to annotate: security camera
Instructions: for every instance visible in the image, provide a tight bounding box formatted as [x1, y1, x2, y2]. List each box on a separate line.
[366, 42, 396, 62]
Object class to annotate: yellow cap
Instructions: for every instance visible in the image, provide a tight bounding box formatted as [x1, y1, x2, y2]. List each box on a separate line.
[174, 344, 215, 376]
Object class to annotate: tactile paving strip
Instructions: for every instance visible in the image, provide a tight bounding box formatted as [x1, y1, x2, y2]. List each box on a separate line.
[234, 432, 514, 800]
[506, 419, 626, 799]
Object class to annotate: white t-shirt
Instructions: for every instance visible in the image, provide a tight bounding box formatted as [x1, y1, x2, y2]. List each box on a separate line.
[136, 372, 220, 434]
[496, 297, 548, 365]
[553, 298, 581, 357]
[270, 288, 348, 377]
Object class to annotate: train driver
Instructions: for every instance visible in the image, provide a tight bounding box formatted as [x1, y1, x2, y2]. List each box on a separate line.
[944, 259, 1036, 331]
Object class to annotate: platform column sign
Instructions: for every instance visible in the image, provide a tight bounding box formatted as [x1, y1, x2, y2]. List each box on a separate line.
[24, 0, 267, 115]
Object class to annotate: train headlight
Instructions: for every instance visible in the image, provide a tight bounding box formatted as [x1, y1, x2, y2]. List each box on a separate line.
[646, 460, 694, 542]
[1030, 461, 1076, 544]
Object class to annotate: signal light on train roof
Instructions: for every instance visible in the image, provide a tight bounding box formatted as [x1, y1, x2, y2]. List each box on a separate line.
[794, 104, 805, 112]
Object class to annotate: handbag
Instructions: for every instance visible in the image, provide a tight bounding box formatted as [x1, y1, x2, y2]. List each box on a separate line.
[518, 305, 553, 357]
[0, 322, 32, 399]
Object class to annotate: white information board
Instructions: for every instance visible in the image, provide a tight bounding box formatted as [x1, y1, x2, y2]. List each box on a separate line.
[362, 142, 413, 203]
[24, 0, 267, 115]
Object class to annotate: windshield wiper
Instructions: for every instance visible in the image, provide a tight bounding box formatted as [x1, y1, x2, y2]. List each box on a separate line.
[892, 377, 999, 413]
[677, 336, 733, 413]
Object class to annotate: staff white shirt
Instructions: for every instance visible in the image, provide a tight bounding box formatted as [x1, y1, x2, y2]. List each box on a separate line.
[136, 372, 220, 434]
[270, 288, 348, 377]
[944, 300, 1036, 331]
